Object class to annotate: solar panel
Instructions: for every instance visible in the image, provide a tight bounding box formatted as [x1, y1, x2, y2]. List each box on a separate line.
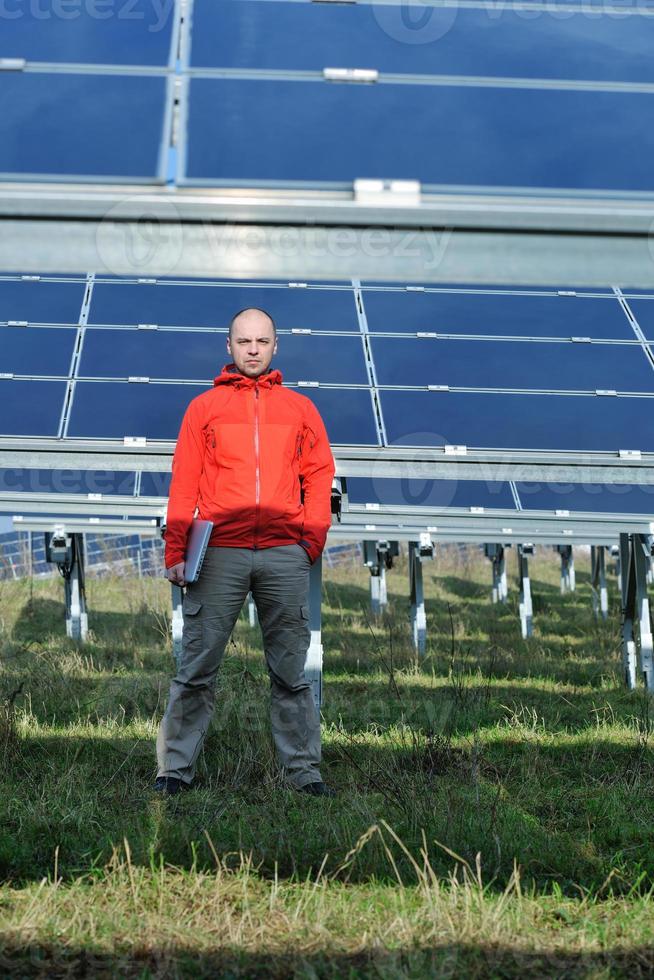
[1, 327, 76, 376]
[0, 469, 136, 496]
[87, 282, 360, 330]
[0, 278, 86, 324]
[0, 74, 170, 182]
[370, 337, 654, 393]
[380, 390, 654, 452]
[360, 289, 635, 340]
[516, 482, 654, 515]
[625, 300, 654, 341]
[181, 77, 654, 193]
[0, 379, 67, 436]
[189, 0, 654, 83]
[140, 472, 172, 497]
[2, 0, 176, 66]
[347, 478, 516, 510]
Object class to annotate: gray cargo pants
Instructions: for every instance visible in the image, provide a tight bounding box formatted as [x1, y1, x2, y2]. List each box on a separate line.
[156, 543, 322, 789]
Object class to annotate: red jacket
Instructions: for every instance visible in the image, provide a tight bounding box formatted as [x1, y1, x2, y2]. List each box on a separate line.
[164, 364, 335, 568]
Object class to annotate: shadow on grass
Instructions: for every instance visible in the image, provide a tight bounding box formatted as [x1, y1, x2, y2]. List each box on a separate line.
[10, 597, 168, 648]
[2, 941, 654, 979]
[3, 724, 654, 895]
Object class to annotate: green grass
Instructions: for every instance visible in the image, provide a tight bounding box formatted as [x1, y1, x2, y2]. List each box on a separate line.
[1, 546, 654, 977]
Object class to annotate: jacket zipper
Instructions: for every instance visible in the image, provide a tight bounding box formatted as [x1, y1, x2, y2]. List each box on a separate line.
[253, 383, 260, 549]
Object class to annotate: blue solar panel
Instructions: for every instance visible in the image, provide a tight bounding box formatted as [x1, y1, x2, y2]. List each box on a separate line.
[0, 74, 168, 181]
[0, 468, 136, 496]
[67, 382, 379, 445]
[190, 0, 654, 83]
[67, 382, 207, 440]
[88, 282, 360, 330]
[360, 291, 634, 339]
[347, 478, 516, 510]
[79, 331, 369, 385]
[2, 0, 175, 66]
[626, 300, 654, 341]
[140, 472, 171, 497]
[182, 78, 654, 193]
[516, 482, 654, 515]
[0, 279, 85, 324]
[0, 327, 75, 377]
[371, 337, 654, 393]
[381, 391, 654, 452]
[0, 380, 65, 436]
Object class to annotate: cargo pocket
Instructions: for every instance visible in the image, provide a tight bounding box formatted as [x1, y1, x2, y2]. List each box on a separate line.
[181, 597, 203, 658]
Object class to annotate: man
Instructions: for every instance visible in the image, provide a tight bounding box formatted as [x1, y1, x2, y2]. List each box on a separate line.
[155, 307, 336, 797]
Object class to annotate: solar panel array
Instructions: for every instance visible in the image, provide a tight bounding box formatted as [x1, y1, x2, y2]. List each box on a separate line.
[1, 0, 177, 183]
[180, 0, 654, 196]
[2, 273, 654, 518]
[3, 0, 654, 199]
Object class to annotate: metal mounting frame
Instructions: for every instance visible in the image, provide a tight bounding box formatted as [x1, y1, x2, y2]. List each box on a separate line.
[591, 544, 609, 620]
[517, 543, 534, 639]
[556, 544, 576, 594]
[619, 532, 654, 691]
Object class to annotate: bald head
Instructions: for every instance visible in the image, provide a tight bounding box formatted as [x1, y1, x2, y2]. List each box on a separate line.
[228, 307, 276, 340]
[227, 306, 278, 379]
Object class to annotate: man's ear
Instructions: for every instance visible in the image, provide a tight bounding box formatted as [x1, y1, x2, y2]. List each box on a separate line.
[226, 335, 232, 355]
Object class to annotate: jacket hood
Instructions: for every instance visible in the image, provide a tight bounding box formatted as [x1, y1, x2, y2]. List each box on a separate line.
[213, 363, 284, 389]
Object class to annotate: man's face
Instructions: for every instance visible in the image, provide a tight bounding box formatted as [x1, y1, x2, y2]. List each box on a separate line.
[227, 311, 278, 378]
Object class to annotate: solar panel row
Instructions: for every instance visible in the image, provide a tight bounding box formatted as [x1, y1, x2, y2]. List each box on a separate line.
[2, 0, 654, 199]
[1, 276, 654, 455]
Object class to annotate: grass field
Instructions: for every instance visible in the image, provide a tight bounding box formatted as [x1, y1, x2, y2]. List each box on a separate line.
[1, 545, 654, 978]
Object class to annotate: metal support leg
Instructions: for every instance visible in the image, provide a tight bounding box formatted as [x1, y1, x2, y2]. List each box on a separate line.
[408, 540, 429, 655]
[171, 583, 184, 668]
[634, 536, 654, 691]
[364, 540, 388, 616]
[557, 545, 575, 594]
[619, 534, 638, 689]
[591, 545, 608, 621]
[613, 545, 622, 593]
[485, 544, 507, 604]
[247, 592, 258, 628]
[517, 544, 534, 639]
[305, 555, 323, 710]
[64, 533, 88, 642]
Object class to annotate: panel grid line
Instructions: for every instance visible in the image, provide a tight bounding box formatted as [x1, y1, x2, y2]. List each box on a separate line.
[352, 278, 387, 447]
[614, 287, 654, 373]
[59, 274, 94, 440]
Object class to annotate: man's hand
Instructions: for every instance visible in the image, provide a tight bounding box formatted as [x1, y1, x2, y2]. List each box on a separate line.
[165, 562, 187, 587]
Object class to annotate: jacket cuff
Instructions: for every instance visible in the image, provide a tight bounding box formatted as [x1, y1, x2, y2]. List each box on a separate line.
[165, 552, 185, 570]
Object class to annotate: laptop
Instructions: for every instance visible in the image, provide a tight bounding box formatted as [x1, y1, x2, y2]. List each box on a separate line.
[184, 518, 214, 583]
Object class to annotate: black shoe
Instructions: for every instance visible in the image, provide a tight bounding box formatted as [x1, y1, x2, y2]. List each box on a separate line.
[297, 781, 336, 798]
[153, 776, 192, 795]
